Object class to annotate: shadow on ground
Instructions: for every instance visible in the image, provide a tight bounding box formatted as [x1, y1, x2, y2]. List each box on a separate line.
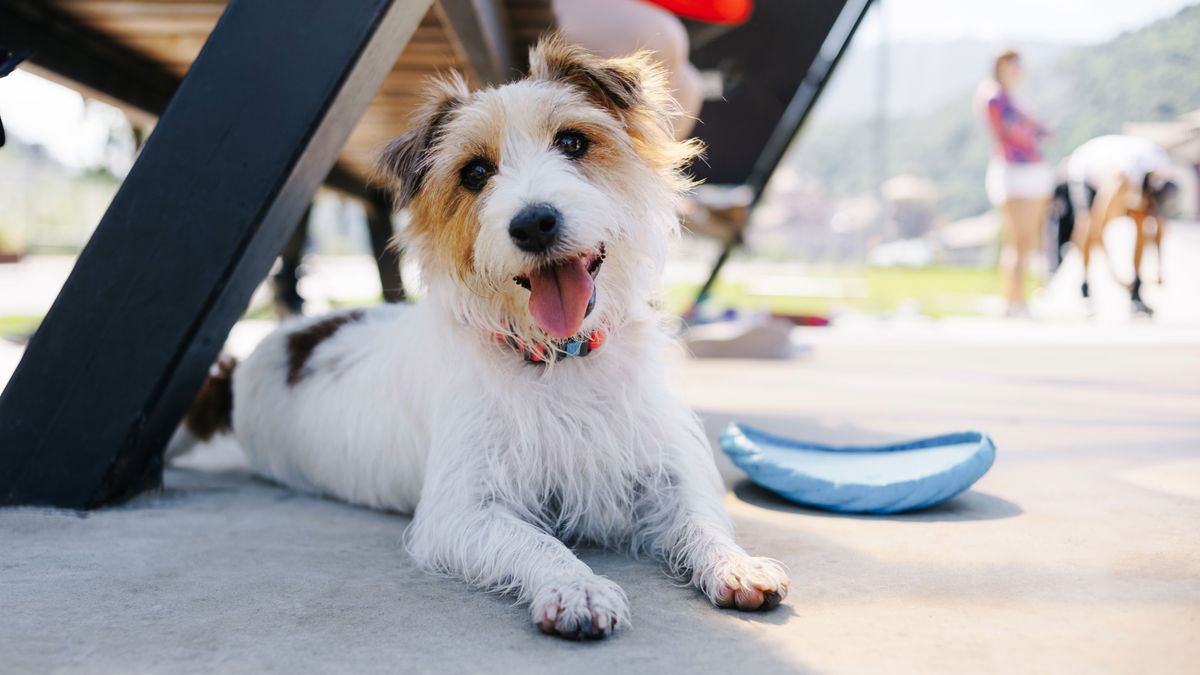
[1, 464, 820, 675]
[732, 479, 1023, 522]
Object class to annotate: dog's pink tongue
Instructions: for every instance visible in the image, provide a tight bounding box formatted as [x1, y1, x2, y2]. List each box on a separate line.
[527, 257, 594, 339]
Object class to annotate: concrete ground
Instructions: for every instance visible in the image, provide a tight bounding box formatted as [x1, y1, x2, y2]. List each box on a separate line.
[3, 322, 1199, 674]
[3, 221, 1199, 673]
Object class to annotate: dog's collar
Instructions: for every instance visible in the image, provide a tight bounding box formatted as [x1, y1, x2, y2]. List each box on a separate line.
[493, 327, 608, 364]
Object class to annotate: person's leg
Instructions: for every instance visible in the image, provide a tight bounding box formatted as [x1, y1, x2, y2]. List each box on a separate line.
[1153, 213, 1165, 284]
[1084, 179, 1134, 300]
[1075, 212, 1092, 286]
[1080, 215, 1110, 300]
[1067, 180, 1095, 297]
[1005, 197, 1044, 314]
[1023, 195, 1051, 282]
[1034, 195, 1052, 244]
[1130, 209, 1153, 315]
[552, 0, 702, 138]
[1132, 210, 1147, 280]
[999, 200, 1023, 312]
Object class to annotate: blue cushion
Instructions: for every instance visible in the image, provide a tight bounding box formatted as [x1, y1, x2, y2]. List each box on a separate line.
[720, 423, 996, 514]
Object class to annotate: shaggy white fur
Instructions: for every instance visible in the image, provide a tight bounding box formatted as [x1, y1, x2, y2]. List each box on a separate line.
[176, 37, 788, 640]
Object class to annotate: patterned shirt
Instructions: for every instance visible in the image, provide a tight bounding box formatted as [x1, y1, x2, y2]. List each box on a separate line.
[985, 88, 1047, 164]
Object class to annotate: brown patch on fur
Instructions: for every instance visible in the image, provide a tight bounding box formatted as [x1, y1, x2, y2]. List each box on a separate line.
[185, 355, 237, 441]
[286, 310, 364, 386]
[404, 105, 506, 279]
[407, 178, 480, 278]
[375, 72, 483, 278]
[561, 119, 635, 186]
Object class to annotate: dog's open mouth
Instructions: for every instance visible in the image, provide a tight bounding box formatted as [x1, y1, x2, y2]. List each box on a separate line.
[514, 244, 605, 339]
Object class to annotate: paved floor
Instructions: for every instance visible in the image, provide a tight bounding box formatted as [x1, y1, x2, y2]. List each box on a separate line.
[3, 221, 1199, 673]
[3, 327, 1199, 674]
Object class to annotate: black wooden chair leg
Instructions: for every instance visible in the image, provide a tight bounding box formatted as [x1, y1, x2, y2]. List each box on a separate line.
[0, 0, 434, 509]
[273, 205, 311, 318]
[367, 195, 406, 303]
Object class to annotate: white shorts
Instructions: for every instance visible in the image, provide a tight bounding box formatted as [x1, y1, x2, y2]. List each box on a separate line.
[986, 158, 1053, 206]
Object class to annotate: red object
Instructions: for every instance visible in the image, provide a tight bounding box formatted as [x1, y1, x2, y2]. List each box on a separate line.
[644, 0, 753, 24]
[770, 313, 831, 327]
[588, 329, 606, 351]
[491, 323, 610, 364]
[529, 343, 547, 363]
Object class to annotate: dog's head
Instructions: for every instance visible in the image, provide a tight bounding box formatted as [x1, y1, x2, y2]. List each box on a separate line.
[378, 36, 700, 346]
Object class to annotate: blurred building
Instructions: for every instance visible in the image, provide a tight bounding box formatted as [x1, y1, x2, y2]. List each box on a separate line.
[747, 166, 837, 259]
[881, 174, 939, 239]
[935, 212, 999, 267]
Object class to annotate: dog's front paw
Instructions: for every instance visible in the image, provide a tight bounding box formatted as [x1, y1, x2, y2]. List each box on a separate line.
[696, 555, 789, 611]
[531, 576, 629, 640]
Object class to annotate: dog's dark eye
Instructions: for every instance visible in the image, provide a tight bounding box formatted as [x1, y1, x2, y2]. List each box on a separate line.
[459, 159, 495, 192]
[554, 130, 589, 159]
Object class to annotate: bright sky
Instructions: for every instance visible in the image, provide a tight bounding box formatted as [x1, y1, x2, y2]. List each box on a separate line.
[0, 0, 1195, 169]
[856, 0, 1198, 45]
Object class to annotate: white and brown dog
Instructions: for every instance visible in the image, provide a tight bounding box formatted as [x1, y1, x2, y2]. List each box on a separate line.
[175, 36, 788, 640]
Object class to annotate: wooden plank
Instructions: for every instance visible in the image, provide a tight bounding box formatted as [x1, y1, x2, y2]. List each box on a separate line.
[70, 16, 221, 34]
[0, 0, 433, 508]
[435, 0, 513, 84]
[53, 0, 227, 13]
[39, 0, 490, 180]
[120, 30, 457, 55]
[1, 1, 180, 121]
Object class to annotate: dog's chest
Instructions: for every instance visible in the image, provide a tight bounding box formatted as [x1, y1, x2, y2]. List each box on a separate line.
[486, 381, 670, 533]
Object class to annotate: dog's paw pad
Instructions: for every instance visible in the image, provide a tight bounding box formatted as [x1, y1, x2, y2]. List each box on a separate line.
[531, 577, 628, 640]
[701, 556, 790, 612]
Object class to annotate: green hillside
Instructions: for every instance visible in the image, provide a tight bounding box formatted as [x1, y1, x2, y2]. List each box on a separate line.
[789, 3, 1200, 222]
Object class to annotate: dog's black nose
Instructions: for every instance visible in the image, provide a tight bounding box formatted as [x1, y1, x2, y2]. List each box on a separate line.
[509, 204, 561, 253]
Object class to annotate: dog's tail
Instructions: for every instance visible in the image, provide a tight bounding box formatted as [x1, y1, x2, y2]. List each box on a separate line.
[165, 354, 238, 461]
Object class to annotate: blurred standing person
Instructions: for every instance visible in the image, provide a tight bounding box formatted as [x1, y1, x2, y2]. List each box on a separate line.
[1066, 134, 1176, 316]
[979, 50, 1052, 317]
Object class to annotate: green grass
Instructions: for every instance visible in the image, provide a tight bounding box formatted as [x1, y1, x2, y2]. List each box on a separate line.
[0, 314, 42, 338]
[330, 295, 385, 308]
[663, 265, 1034, 318]
[0, 267, 1019, 342]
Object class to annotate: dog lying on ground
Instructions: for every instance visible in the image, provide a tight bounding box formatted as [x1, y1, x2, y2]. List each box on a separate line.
[173, 36, 788, 640]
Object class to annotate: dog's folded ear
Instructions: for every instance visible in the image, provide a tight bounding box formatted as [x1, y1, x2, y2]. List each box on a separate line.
[529, 34, 650, 116]
[529, 34, 700, 176]
[375, 73, 469, 209]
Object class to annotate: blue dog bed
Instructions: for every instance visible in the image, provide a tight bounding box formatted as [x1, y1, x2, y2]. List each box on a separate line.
[720, 423, 996, 514]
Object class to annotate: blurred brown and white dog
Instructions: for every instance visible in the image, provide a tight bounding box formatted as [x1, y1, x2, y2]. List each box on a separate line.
[172, 36, 788, 640]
